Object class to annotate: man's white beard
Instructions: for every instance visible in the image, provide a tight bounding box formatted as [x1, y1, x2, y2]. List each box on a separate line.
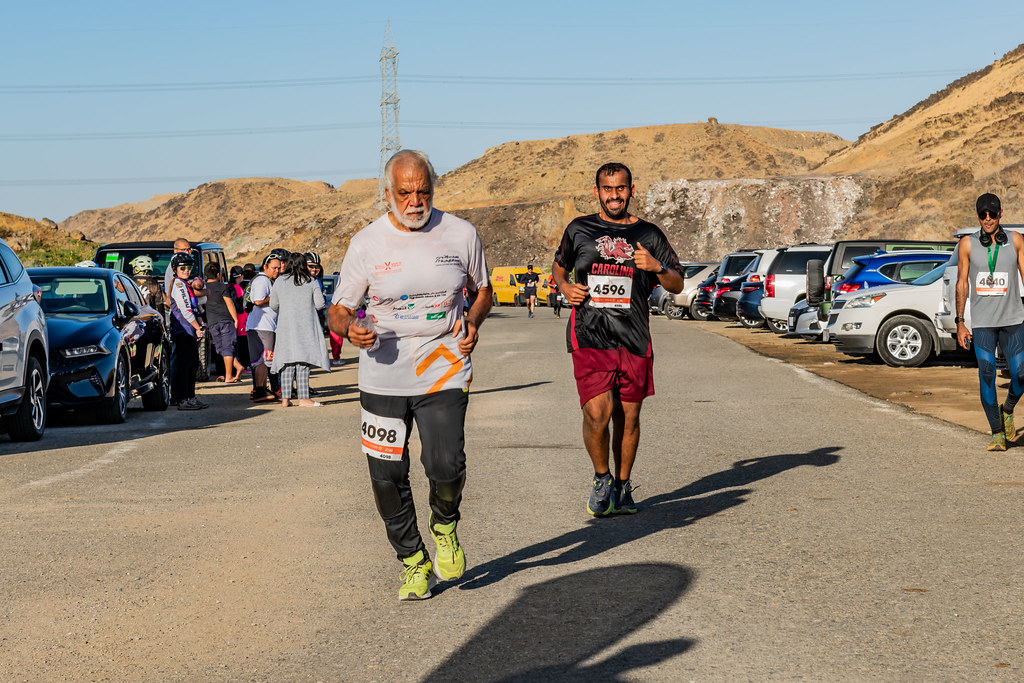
[390, 196, 432, 230]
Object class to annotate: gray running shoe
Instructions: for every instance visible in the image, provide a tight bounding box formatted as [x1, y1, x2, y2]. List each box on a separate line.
[587, 473, 615, 517]
[615, 479, 638, 514]
[178, 397, 202, 411]
[192, 396, 210, 409]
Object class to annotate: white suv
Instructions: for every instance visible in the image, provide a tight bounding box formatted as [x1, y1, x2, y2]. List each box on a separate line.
[759, 244, 832, 333]
[0, 239, 48, 441]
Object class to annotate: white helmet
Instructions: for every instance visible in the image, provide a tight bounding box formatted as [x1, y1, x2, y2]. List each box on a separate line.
[130, 255, 154, 275]
[75, 260, 97, 268]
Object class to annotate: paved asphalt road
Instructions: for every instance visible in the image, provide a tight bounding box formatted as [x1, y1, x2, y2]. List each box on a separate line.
[1, 307, 1020, 680]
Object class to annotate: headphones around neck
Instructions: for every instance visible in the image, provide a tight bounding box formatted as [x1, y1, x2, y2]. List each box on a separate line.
[980, 228, 1008, 247]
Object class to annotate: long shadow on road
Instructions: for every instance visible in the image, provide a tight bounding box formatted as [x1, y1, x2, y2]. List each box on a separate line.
[457, 447, 841, 591]
[427, 563, 695, 681]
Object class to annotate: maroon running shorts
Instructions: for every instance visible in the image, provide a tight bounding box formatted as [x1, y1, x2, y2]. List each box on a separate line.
[571, 347, 654, 407]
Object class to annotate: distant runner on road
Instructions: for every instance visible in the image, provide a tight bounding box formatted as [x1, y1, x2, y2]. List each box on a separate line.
[521, 264, 540, 318]
[551, 162, 683, 516]
[329, 149, 492, 601]
[955, 192, 1024, 451]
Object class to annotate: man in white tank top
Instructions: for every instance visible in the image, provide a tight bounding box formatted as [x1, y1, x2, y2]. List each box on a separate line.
[955, 193, 1024, 451]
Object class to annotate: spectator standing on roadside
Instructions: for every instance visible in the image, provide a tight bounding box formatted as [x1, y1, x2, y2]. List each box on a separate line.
[229, 265, 250, 370]
[270, 252, 329, 407]
[246, 249, 287, 402]
[329, 149, 492, 601]
[521, 264, 540, 318]
[552, 162, 683, 516]
[955, 192, 1024, 451]
[204, 262, 244, 383]
[168, 253, 209, 410]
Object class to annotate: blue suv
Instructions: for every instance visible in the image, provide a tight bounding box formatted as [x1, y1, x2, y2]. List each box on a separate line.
[832, 250, 953, 298]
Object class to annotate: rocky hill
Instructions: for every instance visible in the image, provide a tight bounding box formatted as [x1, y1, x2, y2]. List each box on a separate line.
[0, 212, 94, 266]
[48, 42, 1024, 268]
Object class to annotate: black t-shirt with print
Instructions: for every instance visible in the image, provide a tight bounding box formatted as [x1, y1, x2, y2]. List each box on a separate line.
[520, 271, 539, 292]
[554, 214, 681, 356]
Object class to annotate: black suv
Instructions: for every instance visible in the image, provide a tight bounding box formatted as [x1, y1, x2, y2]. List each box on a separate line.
[93, 241, 228, 380]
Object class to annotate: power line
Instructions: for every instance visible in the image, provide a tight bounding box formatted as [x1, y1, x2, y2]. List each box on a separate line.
[0, 69, 965, 95]
[0, 117, 883, 142]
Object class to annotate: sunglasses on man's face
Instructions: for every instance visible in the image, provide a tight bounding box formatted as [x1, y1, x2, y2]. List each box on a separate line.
[979, 210, 1000, 219]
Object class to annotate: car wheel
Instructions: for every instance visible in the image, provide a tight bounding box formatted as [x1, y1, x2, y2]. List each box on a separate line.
[99, 353, 130, 424]
[196, 335, 210, 382]
[7, 356, 46, 441]
[738, 312, 765, 329]
[876, 315, 933, 368]
[142, 348, 170, 411]
[689, 300, 711, 321]
[664, 301, 686, 320]
[766, 318, 788, 334]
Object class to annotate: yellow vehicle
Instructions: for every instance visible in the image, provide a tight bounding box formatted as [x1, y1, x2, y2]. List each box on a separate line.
[490, 266, 551, 306]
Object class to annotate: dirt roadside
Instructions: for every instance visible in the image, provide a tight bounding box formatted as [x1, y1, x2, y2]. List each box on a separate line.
[687, 319, 993, 436]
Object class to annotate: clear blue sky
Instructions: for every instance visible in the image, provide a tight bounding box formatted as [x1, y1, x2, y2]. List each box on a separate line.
[2, 1, 1022, 222]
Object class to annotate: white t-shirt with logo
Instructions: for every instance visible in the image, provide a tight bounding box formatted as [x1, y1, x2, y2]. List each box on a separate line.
[334, 210, 490, 396]
[245, 273, 278, 332]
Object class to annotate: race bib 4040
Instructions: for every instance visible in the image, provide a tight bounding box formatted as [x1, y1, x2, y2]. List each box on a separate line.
[977, 271, 1009, 296]
[588, 274, 632, 309]
[360, 409, 407, 461]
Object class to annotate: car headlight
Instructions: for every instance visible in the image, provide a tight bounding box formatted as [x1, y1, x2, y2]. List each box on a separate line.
[845, 292, 887, 308]
[60, 344, 110, 359]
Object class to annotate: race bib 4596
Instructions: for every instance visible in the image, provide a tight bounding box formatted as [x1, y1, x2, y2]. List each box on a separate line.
[588, 274, 632, 309]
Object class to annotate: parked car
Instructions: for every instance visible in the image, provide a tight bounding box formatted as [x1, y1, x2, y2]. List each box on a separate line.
[653, 262, 717, 320]
[712, 253, 764, 321]
[716, 250, 759, 285]
[759, 244, 832, 334]
[690, 271, 719, 321]
[824, 263, 957, 367]
[321, 273, 339, 332]
[789, 300, 825, 340]
[93, 241, 226, 381]
[805, 238, 955, 322]
[0, 239, 48, 441]
[29, 267, 171, 423]
[834, 250, 954, 297]
[736, 279, 765, 329]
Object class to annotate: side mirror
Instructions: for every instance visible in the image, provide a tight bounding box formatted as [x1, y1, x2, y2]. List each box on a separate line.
[805, 260, 826, 306]
[115, 300, 139, 326]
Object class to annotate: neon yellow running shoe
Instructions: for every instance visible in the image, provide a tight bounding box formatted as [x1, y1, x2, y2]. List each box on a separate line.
[429, 515, 466, 581]
[398, 550, 436, 601]
[1002, 407, 1016, 442]
[988, 433, 1007, 452]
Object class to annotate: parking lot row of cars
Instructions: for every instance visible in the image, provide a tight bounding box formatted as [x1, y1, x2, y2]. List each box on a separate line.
[648, 231, 1011, 369]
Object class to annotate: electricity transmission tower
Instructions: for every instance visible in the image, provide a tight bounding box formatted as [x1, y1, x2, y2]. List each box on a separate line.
[376, 21, 401, 210]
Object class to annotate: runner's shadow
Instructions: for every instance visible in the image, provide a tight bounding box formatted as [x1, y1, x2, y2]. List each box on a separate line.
[457, 447, 841, 590]
[427, 563, 694, 681]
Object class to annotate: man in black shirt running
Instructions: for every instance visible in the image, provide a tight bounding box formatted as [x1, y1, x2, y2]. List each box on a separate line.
[552, 162, 683, 516]
[521, 265, 540, 318]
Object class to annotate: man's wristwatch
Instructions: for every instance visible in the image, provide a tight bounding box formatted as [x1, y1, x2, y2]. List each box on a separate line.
[954, 316, 966, 324]
[657, 261, 666, 274]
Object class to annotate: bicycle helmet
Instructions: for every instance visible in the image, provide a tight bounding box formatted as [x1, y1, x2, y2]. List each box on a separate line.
[305, 251, 321, 266]
[130, 255, 154, 275]
[170, 253, 195, 270]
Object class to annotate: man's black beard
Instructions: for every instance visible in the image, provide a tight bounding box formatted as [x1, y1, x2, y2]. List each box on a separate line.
[601, 198, 631, 220]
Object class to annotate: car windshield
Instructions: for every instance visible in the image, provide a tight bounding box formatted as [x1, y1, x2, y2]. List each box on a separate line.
[33, 275, 111, 314]
[911, 264, 948, 286]
[95, 248, 199, 280]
